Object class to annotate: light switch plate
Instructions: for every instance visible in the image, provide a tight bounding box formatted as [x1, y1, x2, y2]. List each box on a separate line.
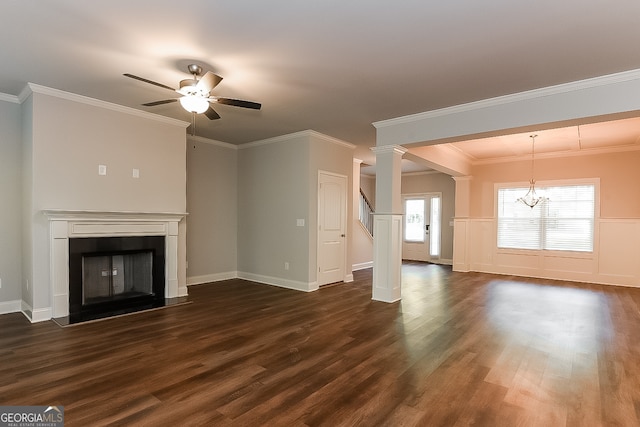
[296, 219, 305, 227]
[98, 164, 107, 176]
[132, 168, 140, 178]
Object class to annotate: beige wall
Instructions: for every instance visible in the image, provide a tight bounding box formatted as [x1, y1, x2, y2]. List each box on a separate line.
[352, 172, 374, 270]
[32, 94, 186, 213]
[238, 134, 311, 286]
[237, 131, 354, 290]
[24, 89, 188, 313]
[469, 150, 640, 219]
[360, 174, 375, 208]
[454, 149, 640, 286]
[0, 100, 22, 308]
[186, 138, 238, 283]
[309, 133, 355, 281]
[402, 172, 455, 262]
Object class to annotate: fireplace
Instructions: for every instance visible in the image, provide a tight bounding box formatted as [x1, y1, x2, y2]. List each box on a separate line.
[42, 210, 186, 323]
[69, 236, 165, 321]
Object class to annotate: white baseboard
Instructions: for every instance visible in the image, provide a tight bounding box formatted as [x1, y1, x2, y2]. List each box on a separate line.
[344, 274, 354, 283]
[352, 261, 373, 271]
[0, 300, 21, 315]
[178, 285, 189, 297]
[187, 271, 238, 286]
[21, 301, 52, 323]
[237, 271, 317, 292]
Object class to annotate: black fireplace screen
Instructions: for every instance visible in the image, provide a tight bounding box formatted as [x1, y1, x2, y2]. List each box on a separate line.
[82, 251, 153, 305]
[69, 236, 165, 318]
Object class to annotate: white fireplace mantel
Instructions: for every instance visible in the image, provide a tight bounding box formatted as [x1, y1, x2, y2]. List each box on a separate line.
[43, 209, 188, 319]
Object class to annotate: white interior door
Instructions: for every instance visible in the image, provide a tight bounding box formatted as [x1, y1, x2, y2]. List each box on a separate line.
[318, 172, 347, 286]
[402, 194, 441, 262]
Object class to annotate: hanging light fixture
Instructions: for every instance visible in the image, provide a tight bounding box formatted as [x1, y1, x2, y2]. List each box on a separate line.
[517, 134, 546, 208]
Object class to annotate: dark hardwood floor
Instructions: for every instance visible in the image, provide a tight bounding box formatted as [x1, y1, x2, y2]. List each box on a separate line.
[2, 263, 640, 426]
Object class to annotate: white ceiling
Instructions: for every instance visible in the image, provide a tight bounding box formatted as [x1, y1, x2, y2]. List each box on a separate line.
[3, 1, 640, 169]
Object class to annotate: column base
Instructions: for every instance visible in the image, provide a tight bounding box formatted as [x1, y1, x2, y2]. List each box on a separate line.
[372, 214, 403, 303]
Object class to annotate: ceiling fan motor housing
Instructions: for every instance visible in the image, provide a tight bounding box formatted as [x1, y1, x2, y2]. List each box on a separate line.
[179, 79, 205, 96]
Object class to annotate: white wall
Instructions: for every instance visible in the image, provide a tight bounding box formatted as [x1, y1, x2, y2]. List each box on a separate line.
[22, 86, 188, 319]
[186, 137, 238, 284]
[0, 99, 23, 313]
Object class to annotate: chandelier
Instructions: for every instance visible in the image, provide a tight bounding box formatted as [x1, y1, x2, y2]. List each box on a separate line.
[517, 134, 546, 208]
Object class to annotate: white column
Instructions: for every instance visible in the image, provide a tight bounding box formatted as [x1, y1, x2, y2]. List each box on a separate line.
[371, 145, 407, 302]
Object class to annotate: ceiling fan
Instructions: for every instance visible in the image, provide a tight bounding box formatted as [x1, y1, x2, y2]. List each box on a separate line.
[124, 64, 261, 120]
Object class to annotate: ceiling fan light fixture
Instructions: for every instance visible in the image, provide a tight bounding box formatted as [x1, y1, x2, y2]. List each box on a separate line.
[180, 95, 209, 114]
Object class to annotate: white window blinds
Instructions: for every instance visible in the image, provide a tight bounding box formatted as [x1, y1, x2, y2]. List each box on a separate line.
[497, 184, 595, 252]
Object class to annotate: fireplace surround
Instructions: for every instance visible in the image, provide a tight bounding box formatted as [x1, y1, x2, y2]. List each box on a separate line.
[43, 210, 187, 320]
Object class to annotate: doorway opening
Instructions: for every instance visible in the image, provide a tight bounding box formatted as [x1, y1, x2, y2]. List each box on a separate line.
[402, 193, 441, 262]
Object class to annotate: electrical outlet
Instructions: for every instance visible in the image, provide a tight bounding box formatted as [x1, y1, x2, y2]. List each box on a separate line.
[132, 168, 140, 178]
[0, 277, 2, 288]
[98, 164, 107, 176]
[284, 262, 289, 270]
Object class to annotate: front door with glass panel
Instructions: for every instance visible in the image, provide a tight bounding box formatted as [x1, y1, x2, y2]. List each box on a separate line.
[402, 194, 441, 262]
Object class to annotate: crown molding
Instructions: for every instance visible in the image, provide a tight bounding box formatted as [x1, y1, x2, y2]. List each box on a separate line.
[472, 143, 640, 166]
[370, 145, 408, 155]
[0, 92, 19, 103]
[187, 135, 238, 150]
[402, 170, 444, 177]
[373, 68, 640, 129]
[239, 129, 355, 150]
[306, 130, 355, 149]
[17, 85, 33, 103]
[23, 83, 190, 128]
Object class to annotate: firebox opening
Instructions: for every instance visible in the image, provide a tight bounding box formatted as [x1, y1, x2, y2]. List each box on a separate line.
[68, 236, 165, 323]
[82, 250, 154, 305]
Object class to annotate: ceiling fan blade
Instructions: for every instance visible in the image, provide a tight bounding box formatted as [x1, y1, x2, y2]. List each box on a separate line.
[196, 71, 223, 93]
[204, 106, 221, 120]
[215, 97, 262, 110]
[142, 99, 178, 107]
[123, 73, 176, 92]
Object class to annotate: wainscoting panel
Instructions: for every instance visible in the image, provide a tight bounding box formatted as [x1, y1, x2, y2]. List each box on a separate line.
[452, 219, 469, 272]
[598, 220, 640, 286]
[455, 218, 640, 287]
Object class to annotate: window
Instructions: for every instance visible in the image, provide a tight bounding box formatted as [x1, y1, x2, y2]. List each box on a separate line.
[404, 199, 425, 242]
[497, 183, 595, 252]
